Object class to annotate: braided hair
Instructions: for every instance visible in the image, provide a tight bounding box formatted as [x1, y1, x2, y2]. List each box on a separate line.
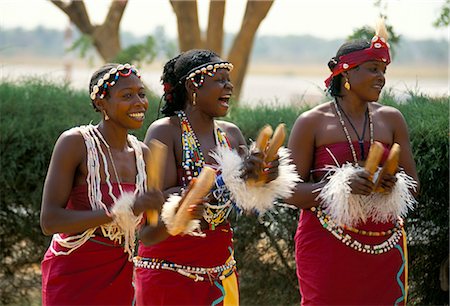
[160, 49, 221, 117]
[327, 40, 370, 97]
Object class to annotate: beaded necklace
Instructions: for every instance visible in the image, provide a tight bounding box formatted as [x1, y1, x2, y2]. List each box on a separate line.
[176, 110, 233, 230]
[332, 99, 374, 165]
[177, 110, 230, 187]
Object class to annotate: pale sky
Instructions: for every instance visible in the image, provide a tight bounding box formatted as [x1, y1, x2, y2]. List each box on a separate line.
[0, 0, 448, 40]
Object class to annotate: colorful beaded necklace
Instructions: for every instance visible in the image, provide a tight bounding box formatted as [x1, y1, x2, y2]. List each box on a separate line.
[176, 110, 230, 187]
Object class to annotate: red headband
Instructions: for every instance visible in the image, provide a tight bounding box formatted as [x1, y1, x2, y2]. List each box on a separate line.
[324, 35, 391, 88]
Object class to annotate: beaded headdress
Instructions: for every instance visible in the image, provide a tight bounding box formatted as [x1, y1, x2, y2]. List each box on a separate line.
[324, 20, 391, 88]
[182, 61, 234, 88]
[90, 63, 141, 100]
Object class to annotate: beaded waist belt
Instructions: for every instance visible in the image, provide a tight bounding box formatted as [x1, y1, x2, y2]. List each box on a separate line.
[133, 256, 236, 282]
[311, 206, 404, 255]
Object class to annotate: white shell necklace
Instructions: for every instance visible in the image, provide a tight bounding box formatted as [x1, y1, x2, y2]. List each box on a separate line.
[332, 99, 374, 165]
[94, 128, 125, 196]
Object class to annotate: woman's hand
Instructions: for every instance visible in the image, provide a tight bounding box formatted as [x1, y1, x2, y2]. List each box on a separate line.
[349, 169, 374, 196]
[132, 189, 165, 216]
[241, 150, 265, 181]
[376, 172, 397, 194]
[264, 156, 280, 183]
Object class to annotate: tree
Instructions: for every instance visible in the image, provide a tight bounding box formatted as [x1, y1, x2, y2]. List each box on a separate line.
[51, 0, 274, 103]
[434, 0, 450, 27]
[51, 0, 127, 62]
[170, 0, 274, 102]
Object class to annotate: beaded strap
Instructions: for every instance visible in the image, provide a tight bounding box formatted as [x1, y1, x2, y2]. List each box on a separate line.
[133, 256, 236, 282]
[311, 206, 403, 255]
[333, 99, 373, 165]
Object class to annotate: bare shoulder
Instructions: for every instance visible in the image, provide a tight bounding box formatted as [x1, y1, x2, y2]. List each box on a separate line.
[144, 116, 180, 145]
[293, 101, 332, 129]
[56, 128, 87, 152]
[216, 119, 240, 135]
[215, 119, 245, 147]
[371, 102, 405, 120]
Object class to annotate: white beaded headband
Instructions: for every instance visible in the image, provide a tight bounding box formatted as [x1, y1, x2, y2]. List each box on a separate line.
[183, 61, 233, 88]
[90, 63, 141, 100]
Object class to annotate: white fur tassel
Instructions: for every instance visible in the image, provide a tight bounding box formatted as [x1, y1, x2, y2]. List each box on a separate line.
[317, 163, 367, 227]
[161, 194, 204, 237]
[211, 146, 301, 214]
[318, 165, 417, 226]
[366, 171, 417, 223]
[104, 192, 142, 261]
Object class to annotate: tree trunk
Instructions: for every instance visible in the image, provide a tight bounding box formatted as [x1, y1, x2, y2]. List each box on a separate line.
[206, 0, 226, 55]
[50, 0, 127, 62]
[170, 0, 202, 51]
[227, 0, 274, 102]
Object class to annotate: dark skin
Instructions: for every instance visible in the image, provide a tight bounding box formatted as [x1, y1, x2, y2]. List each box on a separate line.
[286, 60, 419, 209]
[40, 73, 164, 235]
[140, 57, 279, 245]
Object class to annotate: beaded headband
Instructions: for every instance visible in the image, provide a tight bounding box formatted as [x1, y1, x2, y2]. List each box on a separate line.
[324, 21, 391, 88]
[183, 61, 234, 88]
[90, 63, 141, 100]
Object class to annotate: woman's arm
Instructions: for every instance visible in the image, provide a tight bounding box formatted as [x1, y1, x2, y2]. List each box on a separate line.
[140, 119, 179, 245]
[40, 131, 112, 235]
[285, 112, 325, 209]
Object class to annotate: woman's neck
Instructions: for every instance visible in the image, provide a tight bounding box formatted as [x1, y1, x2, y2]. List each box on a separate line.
[336, 96, 368, 118]
[183, 107, 215, 134]
[97, 122, 129, 150]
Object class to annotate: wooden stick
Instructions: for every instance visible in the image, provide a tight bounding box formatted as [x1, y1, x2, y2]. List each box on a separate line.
[265, 123, 286, 162]
[145, 139, 167, 226]
[168, 166, 216, 236]
[364, 141, 385, 181]
[374, 143, 400, 192]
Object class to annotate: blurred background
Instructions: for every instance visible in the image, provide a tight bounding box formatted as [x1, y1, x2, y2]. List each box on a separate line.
[1, 0, 448, 106]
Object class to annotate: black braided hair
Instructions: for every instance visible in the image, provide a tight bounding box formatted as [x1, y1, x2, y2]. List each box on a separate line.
[160, 49, 221, 117]
[89, 63, 139, 111]
[327, 40, 371, 97]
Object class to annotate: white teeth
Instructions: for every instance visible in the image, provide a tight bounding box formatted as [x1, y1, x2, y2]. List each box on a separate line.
[129, 112, 144, 118]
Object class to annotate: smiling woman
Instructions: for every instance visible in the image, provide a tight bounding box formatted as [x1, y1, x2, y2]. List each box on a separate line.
[39, 63, 165, 305]
[134, 49, 299, 305]
[285, 21, 419, 305]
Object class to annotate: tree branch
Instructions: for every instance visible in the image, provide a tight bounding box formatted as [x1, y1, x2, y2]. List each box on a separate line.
[50, 0, 93, 34]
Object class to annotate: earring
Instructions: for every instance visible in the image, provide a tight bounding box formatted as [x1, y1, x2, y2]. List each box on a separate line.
[344, 79, 351, 91]
[103, 110, 109, 121]
[192, 92, 197, 106]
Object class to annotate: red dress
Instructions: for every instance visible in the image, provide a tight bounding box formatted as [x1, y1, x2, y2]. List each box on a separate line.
[295, 141, 408, 305]
[41, 183, 135, 306]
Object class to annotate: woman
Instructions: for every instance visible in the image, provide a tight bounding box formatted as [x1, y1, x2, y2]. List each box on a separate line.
[40, 63, 164, 305]
[286, 23, 419, 305]
[134, 49, 298, 305]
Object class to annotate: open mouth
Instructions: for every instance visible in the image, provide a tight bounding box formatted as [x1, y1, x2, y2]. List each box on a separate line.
[219, 95, 231, 107]
[129, 112, 145, 120]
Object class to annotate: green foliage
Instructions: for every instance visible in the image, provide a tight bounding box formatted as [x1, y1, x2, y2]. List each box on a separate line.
[0, 80, 448, 305]
[434, 0, 450, 27]
[113, 36, 158, 66]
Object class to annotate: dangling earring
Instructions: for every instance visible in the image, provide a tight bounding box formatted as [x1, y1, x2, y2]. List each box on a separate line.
[103, 110, 109, 121]
[192, 92, 197, 106]
[344, 78, 351, 91]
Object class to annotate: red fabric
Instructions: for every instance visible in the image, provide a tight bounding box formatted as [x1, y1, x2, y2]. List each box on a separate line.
[41, 183, 136, 306]
[296, 142, 407, 305]
[324, 35, 391, 87]
[135, 224, 235, 306]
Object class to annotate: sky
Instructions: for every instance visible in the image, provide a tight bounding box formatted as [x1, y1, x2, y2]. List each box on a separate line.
[0, 0, 448, 40]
